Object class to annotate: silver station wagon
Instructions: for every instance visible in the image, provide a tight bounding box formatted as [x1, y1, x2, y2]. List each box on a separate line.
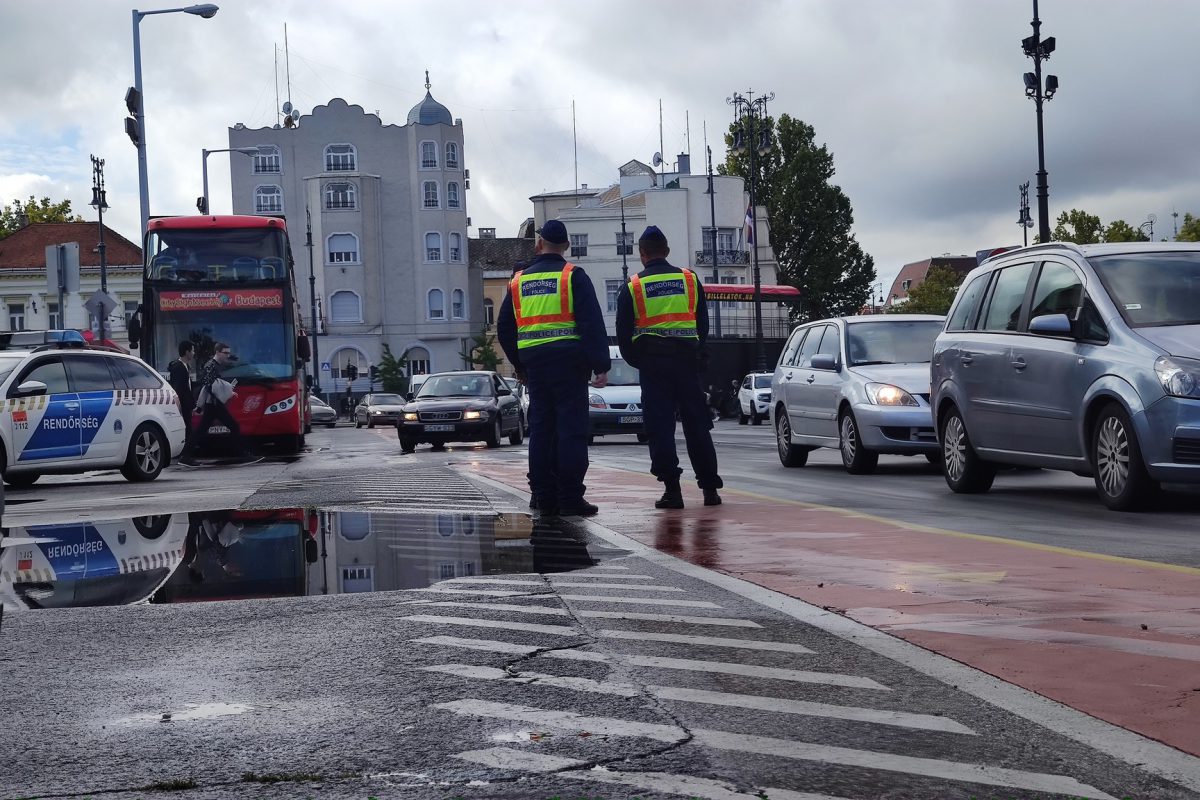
[931, 242, 1200, 511]
[772, 315, 945, 473]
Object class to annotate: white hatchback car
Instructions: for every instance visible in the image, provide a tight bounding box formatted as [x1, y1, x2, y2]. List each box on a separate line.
[0, 334, 186, 487]
[738, 372, 774, 425]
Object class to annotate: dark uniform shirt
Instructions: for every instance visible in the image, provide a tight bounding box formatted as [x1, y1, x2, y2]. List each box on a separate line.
[168, 359, 194, 411]
[497, 252, 611, 376]
[615, 258, 710, 369]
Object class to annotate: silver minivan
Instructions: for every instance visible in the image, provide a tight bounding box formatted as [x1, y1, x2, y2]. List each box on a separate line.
[931, 242, 1200, 511]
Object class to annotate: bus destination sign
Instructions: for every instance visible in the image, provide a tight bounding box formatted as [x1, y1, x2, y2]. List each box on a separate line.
[159, 288, 284, 312]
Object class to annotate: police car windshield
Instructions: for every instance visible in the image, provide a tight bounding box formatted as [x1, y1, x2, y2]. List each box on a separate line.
[151, 307, 293, 381]
[145, 227, 288, 282]
[0, 354, 24, 385]
[607, 360, 640, 386]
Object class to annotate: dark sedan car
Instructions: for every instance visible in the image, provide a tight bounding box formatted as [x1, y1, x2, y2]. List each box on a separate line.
[397, 371, 524, 453]
[353, 392, 406, 428]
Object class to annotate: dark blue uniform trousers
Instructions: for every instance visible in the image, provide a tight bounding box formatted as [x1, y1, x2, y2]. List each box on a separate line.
[639, 356, 723, 490]
[525, 359, 591, 506]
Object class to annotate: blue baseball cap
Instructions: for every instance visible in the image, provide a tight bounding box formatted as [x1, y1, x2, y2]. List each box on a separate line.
[638, 225, 668, 245]
[536, 219, 569, 244]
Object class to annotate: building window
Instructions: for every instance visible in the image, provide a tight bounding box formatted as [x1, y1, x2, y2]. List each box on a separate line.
[721, 273, 746, 311]
[483, 298, 494, 327]
[901, 278, 912, 291]
[605, 279, 621, 313]
[423, 181, 440, 209]
[428, 288, 445, 320]
[616, 231, 633, 255]
[333, 348, 366, 380]
[253, 145, 280, 174]
[254, 185, 283, 214]
[48, 302, 61, 329]
[324, 182, 356, 210]
[425, 232, 443, 262]
[329, 291, 362, 323]
[421, 141, 438, 169]
[451, 289, 465, 319]
[324, 143, 357, 171]
[407, 348, 431, 377]
[8, 303, 25, 331]
[341, 565, 374, 593]
[449, 232, 462, 262]
[327, 233, 360, 264]
[569, 234, 588, 258]
[445, 142, 459, 168]
[447, 182, 460, 209]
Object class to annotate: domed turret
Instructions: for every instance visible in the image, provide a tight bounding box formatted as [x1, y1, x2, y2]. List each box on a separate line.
[407, 71, 452, 126]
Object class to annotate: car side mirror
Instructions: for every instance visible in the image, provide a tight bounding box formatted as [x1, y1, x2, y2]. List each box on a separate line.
[1028, 313, 1073, 337]
[297, 334, 312, 362]
[305, 374, 314, 389]
[14, 380, 48, 398]
[497, 387, 512, 396]
[810, 354, 840, 371]
[406, 392, 415, 401]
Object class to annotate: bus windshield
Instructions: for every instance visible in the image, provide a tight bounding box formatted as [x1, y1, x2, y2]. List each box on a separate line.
[145, 227, 289, 283]
[150, 298, 293, 380]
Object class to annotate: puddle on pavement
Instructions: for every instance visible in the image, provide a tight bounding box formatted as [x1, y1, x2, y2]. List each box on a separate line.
[1, 509, 621, 611]
[114, 702, 254, 727]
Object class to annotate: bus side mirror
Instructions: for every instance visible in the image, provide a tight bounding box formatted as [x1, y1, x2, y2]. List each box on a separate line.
[297, 334, 312, 361]
[305, 374, 314, 389]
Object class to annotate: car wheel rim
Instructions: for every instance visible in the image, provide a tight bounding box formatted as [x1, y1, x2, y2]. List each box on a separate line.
[136, 432, 160, 473]
[840, 416, 856, 463]
[1097, 416, 1130, 496]
[943, 415, 966, 482]
[776, 414, 790, 458]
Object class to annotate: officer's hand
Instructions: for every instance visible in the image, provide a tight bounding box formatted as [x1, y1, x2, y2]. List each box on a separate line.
[591, 372, 608, 388]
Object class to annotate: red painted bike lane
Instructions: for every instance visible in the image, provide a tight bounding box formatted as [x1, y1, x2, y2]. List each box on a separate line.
[474, 461, 1200, 757]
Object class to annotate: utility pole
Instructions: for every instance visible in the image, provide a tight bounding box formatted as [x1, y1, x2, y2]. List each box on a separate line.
[1023, 0, 1058, 244]
[619, 193, 630, 283]
[306, 207, 321, 393]
[90, 155, 110, 342]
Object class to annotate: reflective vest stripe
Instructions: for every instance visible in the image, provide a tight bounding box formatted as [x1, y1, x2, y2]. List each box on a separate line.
[631, 270, 697, 326]
[510, 264, 576, 325]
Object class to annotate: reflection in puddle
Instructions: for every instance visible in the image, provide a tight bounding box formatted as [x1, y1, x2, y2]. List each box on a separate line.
[115, 702, 254, 726]
[1, 509, 614, 611]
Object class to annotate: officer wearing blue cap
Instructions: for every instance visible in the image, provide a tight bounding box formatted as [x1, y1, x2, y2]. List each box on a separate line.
[616, 225, 722, 508]
[498, 219, 611, 517]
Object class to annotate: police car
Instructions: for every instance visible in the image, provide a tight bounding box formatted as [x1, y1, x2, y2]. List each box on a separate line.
[0, 331, 186, 487]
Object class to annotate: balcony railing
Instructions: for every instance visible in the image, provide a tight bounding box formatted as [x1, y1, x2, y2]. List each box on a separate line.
[695, 249, 750, 266]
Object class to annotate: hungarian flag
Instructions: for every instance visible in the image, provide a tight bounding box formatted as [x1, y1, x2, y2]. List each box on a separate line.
[744, 204, 754, 245]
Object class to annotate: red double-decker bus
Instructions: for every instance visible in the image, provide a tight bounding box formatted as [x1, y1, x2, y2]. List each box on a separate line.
[137, 215, 311, 453]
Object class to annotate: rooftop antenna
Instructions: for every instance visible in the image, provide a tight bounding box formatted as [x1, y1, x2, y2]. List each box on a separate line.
[425, 69, 431, 92]
[284, 24, 293, 109]
[658, 99, 665, 188]
[280, 26, 299, 128]
[686, 110, 691, 158]
[572, 98, 578, 194]
[274, 45, 280, 127]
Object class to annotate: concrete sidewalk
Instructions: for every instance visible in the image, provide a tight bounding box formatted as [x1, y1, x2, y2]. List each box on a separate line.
[472, 460, 1200, 758]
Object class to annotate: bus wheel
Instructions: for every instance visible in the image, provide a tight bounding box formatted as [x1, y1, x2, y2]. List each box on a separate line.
[122, 424, 167, 482]
[278, 434, 304, 454]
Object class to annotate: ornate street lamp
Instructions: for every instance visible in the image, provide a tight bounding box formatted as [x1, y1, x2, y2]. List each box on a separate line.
[728, 88, 774, 371]
[1022, 0, 1059, 244]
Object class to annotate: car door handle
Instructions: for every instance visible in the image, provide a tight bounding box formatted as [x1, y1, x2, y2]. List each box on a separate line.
[1010, 357, 1027, 371]
[64, 402, 80, 409]
[960, 352, 975, 366]
[806, 374, 816, 384]
[785, 372, 794, 380]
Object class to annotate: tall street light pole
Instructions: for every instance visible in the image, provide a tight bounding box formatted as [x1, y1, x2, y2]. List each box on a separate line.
[90, 155, 110, 342]
[199, 147, 260, 215]
[706, 144, 722, 338]
[619, 193, 630, 283]
[130, 4, 219, 239]
[306, 207, 321, 393]
[1022, 0, 1058, 244]
[728, 88, 773, 371]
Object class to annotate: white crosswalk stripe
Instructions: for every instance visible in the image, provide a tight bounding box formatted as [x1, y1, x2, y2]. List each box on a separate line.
[438, 700, 1116, 800]
[399, 615, 579, 636]
[597, 629, 815, 654]
[445, 578, 686, 592]
[559, 595, 721, 608]
[409, 600, 761, 627]
[455, 748, 851, 800]
[420, 663, 974, 734]
[412, 636, 885, 689]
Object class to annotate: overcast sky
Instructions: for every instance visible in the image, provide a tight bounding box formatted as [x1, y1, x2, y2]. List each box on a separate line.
[3, 0, 1200, 291]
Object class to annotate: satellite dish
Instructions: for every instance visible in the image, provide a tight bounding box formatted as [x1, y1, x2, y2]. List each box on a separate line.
[652, 152, 663, 167]
[282, 101, 293, 114]
[290, 109, 301, 122]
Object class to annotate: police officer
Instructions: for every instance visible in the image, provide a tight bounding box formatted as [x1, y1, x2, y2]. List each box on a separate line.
[617, 226, 722, 508]
[498, 219, 611, 517]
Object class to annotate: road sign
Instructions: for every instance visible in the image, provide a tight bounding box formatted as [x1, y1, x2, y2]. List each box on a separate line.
[44, 243, 81, 295]
[321, 362, 331, 371]
[83, 290, 119, 321]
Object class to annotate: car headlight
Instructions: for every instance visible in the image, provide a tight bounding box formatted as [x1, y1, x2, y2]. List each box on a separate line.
[865, 383, 918, 406]
[403, 412, 418, 421]
[463, 410, 483, 420]
[589, 393, 607, 410]
[372, 409, 383, 415]
[757, 392, 771, 402]
[1155, 356, 1200, 398]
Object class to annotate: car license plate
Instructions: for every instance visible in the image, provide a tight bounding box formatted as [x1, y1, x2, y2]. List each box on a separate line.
[424, 424, 454, 432]
[618, 415, 643, 424]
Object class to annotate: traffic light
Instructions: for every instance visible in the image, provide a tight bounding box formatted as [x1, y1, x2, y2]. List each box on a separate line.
[346, 363, 358, 382]
[124, 87, 141, 147]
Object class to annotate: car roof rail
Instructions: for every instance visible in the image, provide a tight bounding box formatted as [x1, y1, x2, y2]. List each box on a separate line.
[979, 242, 1085, 266]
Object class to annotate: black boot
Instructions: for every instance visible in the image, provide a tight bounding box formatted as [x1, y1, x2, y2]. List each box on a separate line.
[655, 479, 684, 509]
[703, 488, 722, 506]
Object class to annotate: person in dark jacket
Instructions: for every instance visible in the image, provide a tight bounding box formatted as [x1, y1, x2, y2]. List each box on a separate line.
[168, 341, 197, 463]
[617, 226, 722, 508]
[498, 219, 611, 517]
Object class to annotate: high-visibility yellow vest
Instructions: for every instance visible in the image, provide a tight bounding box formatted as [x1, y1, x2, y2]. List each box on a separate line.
[509, 264, 581, 349]
[629, 269, 699, 340]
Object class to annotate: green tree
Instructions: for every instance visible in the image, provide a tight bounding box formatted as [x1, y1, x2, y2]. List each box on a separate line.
[377, 343, 409, 394]
[0, 196, 83, 238]
[460, 329, 501, 371]
[888, 266, 961, 315]
[1102, 219, 1149, 243]
[721, 114, 875, 322]
[1176, 212, 1200, 242]
[1051, 209, 1103, 244]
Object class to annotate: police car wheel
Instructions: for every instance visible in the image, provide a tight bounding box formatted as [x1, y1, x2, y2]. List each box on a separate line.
[133, 514, 172, 540]
[3, 471, 40, 488]
[121, 424, 168, 482]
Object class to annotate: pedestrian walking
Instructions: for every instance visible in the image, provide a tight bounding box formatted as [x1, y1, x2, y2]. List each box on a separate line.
[193, 342, 253, 460]
[617, 226, 723, 508]
[498, 219, 610, 517]
[168, 340, 197, 464]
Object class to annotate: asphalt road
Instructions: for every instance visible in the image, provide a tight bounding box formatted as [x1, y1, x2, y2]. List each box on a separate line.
[2, 424, 1198, 799]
